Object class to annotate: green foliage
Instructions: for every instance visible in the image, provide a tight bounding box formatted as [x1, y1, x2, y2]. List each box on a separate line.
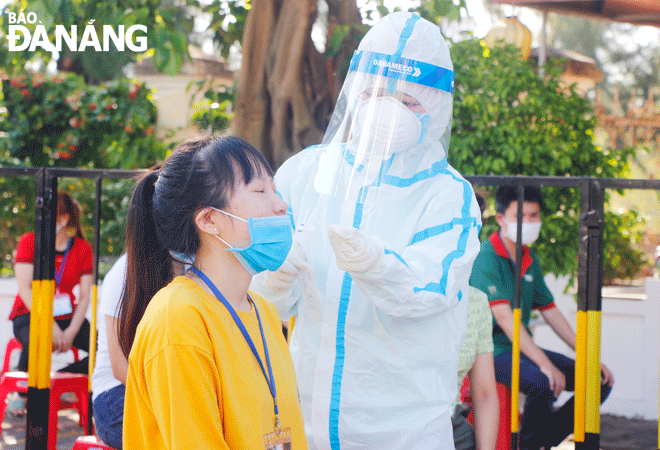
[602, 209, 651, 283]
[324, 23, 371, 82]
[449, 39, 646, 281]
[0, 175, 136, 277]
[1, 71, 169, 168]
[187, 79, 234, 133]
[413, 0, 467, 23]
[0, 71, 169, 275]
[0, 0, 194, 81]
[199, 0, 250, 60]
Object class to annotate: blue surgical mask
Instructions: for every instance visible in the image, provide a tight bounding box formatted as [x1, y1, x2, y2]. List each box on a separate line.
[212, 208, 293, 275]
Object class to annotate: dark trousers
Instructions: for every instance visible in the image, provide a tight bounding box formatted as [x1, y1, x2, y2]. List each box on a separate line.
[12, 313, 90, 375]
[494, 349, 612, 450]
[93, 384, 125, 450]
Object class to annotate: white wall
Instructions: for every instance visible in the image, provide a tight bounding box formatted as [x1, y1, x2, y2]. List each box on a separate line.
[536, 275, 659, 420]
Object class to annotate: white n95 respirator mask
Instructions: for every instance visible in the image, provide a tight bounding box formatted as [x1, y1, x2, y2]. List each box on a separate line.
[352, 96, 422, 155]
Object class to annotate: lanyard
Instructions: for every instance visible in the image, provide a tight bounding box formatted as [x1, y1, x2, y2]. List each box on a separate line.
[188, 266, 279, 418]
[55, 238, 73, 287]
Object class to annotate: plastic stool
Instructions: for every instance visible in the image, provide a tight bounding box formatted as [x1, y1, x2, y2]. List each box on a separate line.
[2, 338, 22, 375]
[2, 337, 80, 376]
[71, 435, 118, 450]
[0, 371, 90, 450]
[460, 376, 515, 450]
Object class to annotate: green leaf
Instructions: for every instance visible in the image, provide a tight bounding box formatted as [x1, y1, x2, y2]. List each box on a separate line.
[325, 25, 351, 58]
[24, 0, 55, 29]
[43, 0, 62, 17]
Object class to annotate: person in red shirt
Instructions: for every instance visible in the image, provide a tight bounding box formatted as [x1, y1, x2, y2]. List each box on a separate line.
[10, 191, 93, 413]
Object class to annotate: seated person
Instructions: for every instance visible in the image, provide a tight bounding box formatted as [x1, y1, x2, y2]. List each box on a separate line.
[91, 254, 128, 450]
[453, 285, 499, 450]
[92, 253, 185, 449]
[470, 186, 615, 450]
[9, 191, 93, 415]
[452, 193, 499, 450]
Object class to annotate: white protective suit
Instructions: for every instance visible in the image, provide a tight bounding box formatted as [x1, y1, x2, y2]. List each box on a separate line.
[252, 11, 481, 450]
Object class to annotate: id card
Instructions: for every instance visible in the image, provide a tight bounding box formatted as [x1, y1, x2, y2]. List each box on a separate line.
[263, 427, 292, 450]
[53, 290, 73, 317]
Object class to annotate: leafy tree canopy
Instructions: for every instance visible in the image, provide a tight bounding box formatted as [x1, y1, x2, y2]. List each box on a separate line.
[0, 0, 196, 82]
[449, 39, 648, 281]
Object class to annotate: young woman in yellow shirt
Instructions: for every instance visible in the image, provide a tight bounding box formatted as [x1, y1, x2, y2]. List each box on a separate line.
[118, 135, 307, 450]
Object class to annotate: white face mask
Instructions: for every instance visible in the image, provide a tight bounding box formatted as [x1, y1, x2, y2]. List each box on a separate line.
[352, 96, 422, 156]
[504, 220, 541, 246]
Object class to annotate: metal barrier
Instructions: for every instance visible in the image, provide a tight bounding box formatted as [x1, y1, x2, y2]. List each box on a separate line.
[0, 167, 141, 449]
[466, 175, 660, 450]
[1, 167, 659, 450]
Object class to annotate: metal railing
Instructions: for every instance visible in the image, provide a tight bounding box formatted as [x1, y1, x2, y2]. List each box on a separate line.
[466, 175, 660, 450]
[1, 166, 659, 450]
[0, 167, 141, 449]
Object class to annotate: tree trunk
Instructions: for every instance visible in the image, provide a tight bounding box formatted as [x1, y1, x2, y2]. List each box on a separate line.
[231, 0, 278, 161]
[232, 0, 360, 169]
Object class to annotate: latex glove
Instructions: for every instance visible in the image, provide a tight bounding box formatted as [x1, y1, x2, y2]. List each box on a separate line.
[328, 225, 384, 273]
[266, 243, 314, 291]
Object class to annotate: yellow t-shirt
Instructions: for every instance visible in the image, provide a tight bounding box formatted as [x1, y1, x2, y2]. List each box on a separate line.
[123, 276, 307, 450]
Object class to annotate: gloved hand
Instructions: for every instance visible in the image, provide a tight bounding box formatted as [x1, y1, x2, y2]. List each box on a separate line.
[328, 225, 384, 273]
[266, 242, 314, 291]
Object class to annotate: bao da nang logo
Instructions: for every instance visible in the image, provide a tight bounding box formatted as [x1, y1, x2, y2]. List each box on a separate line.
[5, 10, 147, 52]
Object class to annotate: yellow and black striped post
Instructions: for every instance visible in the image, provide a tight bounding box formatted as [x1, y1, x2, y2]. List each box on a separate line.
[86, 176, 104, 434]
[575, 179, 604, 450]
[510, 185, 525, 450]
[25, 170, 57, 450]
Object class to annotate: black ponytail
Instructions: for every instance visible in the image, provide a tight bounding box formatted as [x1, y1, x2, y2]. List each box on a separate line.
[118, 170, 172, 357]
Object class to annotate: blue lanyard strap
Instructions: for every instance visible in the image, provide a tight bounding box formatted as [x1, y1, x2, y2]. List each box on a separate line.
[189, 266, 279, 417]
[55, 238, 73, 287]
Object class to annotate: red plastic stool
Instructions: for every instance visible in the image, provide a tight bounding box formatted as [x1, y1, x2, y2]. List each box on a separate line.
[2, 337, 80, 376]
[460, 376, 515, 450]
[2, 338, 23, 375]
[0, 371, 90, 450]
[71, 435, 118, 450]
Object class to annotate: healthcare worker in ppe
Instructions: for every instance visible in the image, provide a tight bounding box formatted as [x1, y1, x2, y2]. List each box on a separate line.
[251, 11, 481, 450]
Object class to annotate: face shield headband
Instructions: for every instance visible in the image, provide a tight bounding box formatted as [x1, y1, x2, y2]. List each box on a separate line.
[348, 50, 455, 95]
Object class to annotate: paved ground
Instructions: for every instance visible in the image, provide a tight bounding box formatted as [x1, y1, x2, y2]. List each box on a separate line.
[1, 408, 657, 449]
[1, 407, 84, 450]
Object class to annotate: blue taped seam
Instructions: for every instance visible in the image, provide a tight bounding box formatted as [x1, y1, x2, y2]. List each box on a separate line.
[383, 159, 449, 187]
[385, 249, 409, 268]
[411, 168, 479, 296]
[411, 217, 478, 244]
[388, 14, 420, 93]
[394, 14, 421, 58]
[328, 154, 394, 447]
[329, 271, 353, 450]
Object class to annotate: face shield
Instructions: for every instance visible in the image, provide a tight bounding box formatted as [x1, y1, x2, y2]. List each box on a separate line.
[313, 13, 455, 206]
